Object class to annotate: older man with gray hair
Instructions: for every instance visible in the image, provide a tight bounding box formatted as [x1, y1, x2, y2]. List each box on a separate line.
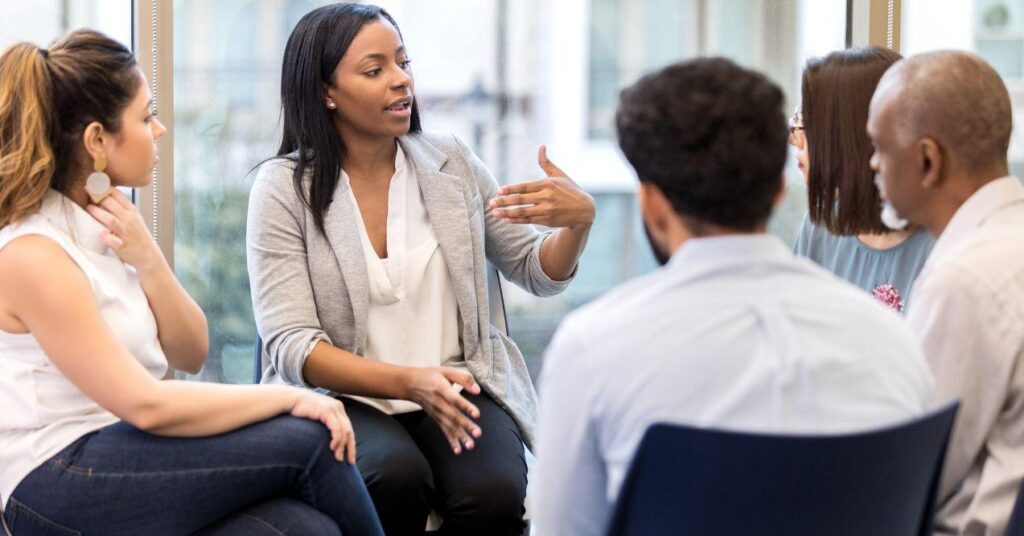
[868, 50, 1024, 535]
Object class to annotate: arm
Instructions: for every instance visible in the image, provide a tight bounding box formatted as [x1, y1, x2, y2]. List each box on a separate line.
[451, 135, 586, 296]
[247, 164, 483, 454]
[0, 236, 356, 462]
[907, 266, 1020, 527]
[534, 321, 610, 536]
[87, 191, 208, 373]
[538, 221, 591, 282]
[501, 146, 594, 282]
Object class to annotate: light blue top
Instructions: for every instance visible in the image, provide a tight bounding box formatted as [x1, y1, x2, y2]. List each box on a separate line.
[533, 234, 934, 536]
[793, 213, 935, 313]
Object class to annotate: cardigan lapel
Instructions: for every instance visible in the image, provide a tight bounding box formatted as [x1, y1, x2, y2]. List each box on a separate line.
[399, 135, 481, 355]
[322, 173, 370, 353]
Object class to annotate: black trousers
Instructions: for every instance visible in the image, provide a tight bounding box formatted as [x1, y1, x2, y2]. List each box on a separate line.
[341, 392, 528, 536]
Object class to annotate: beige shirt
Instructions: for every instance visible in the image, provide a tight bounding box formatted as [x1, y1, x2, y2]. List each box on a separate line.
[907, 177, 1024, 536]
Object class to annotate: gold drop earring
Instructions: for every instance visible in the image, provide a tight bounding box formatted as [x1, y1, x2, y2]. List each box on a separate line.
[85, 154, 112, 203]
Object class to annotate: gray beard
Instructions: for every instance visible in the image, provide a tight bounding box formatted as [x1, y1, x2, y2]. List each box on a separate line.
[880, 200, 909, 231]
[874, 173, 910, 231]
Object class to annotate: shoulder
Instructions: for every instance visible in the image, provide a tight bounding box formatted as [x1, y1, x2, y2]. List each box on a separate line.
[554, 268, 670, 351]
[404, 130, 469, 155]
[0, 232, 88, 297]
[252, 155, 300, 187]
[794, 215, 843, 253]
[249, 155, 307, 209]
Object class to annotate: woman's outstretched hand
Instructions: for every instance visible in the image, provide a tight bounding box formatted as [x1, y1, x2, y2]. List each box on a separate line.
[402, 367, 482, 455]
[489, 145, 596, 230]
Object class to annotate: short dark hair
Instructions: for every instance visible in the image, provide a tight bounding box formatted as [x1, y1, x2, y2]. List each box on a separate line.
[278, 3, 421, 237]
[615, 57, 787, 231]
[803, 46, 901, 235]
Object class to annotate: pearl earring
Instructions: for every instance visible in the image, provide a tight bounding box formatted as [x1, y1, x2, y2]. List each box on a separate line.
[327, 101, 337, 109]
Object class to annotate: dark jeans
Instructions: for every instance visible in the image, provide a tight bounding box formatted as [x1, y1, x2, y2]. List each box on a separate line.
[3, 415, 384, 535]
[343, 392, 527, 536]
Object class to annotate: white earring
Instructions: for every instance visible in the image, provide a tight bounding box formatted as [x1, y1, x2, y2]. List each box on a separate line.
[86, 155, 111, 203]
[327, 101, 337, 109]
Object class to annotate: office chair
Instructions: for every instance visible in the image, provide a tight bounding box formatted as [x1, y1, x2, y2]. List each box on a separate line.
[1008, 478, 1024, 536]
[607, 402, 960, 536]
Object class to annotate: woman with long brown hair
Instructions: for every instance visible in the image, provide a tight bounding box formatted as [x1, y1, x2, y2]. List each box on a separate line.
[0, 30, 382, 534]
[791, 46, 934, 313]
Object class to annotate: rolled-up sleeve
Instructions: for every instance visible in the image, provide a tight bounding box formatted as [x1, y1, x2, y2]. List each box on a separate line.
[452, 134, 576, 297]
[246, 161, 331, 387]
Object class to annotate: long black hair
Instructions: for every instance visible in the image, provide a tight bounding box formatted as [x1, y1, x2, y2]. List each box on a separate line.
[278, 3, 422, 236]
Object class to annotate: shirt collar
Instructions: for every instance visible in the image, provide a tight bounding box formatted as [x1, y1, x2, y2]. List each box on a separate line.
[926, 176, 1024, 266]
[36, 189, 110, 255]
[667, 233, 794, 273]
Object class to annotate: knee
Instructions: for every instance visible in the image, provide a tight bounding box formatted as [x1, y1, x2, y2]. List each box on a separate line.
[250, 416, 332, 464]
[447, 472, 526, 526]
[283, 509, 341, 536]
[361, 448, 433, 500]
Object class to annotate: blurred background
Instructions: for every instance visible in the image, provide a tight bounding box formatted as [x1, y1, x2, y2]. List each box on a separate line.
[3, 0, 1019, 384]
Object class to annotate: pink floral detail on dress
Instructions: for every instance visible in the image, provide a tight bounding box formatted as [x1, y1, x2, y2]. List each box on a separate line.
[872, 283, 904, 313]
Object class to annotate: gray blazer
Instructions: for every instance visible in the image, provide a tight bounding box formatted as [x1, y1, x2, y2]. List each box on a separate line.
[246, 131, 574, 449]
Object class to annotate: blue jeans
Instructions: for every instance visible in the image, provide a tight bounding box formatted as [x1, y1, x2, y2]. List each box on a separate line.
[2, 416, 384, 535]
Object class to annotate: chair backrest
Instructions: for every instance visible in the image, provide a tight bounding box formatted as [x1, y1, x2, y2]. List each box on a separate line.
[1008, 478, 1024, 535]
[253, 264, 509, 384]
[606, 402, 960, 536]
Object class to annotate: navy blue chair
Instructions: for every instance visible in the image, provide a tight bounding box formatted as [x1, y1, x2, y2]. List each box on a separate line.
[1008, 479, 1024, 536]
[606, 402, 960, 536]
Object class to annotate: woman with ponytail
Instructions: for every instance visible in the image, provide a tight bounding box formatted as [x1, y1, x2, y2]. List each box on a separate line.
[0, 30, 382, 535]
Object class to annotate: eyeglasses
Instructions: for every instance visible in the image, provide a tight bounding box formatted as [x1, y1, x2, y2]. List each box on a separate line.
[788, 106, 805, 148]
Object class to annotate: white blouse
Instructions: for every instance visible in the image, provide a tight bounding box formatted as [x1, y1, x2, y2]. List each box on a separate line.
[345, 144, 464, 414]
[0, 191, 167, 509]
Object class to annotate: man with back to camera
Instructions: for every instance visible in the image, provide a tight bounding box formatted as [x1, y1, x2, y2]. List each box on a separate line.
[532, 57, 936, 536]
[868, 50, 1024, 535]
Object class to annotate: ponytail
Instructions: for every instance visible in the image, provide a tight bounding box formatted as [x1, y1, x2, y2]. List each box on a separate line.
[0, 30, 139, 228]
[0, 43, 56, 227]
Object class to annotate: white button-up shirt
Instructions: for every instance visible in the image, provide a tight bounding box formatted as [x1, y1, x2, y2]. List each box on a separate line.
[534, 234, 935, 536]
[907, 177, 1024, 536]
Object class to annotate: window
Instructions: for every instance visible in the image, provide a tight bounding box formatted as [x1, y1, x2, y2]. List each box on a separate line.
[903, 0, 1024, 179]
[0, 1, 132, 51]
[170, 0, 848, 383]
[173, 1, 337, 383]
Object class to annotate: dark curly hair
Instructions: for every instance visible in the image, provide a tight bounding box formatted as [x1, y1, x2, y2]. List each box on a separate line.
[615, 57, 788, 231]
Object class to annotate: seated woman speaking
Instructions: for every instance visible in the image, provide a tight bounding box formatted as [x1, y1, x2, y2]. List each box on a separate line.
[246, 3, 595, 535]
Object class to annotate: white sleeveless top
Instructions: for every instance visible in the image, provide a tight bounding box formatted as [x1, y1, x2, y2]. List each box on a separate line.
[0, 190, 167, 509]
[344, 145, 464, 415]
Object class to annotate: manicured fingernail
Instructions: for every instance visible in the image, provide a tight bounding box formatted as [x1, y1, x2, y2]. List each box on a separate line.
[473, 428, 481, 438]
[465, 439, 474, 450]
[454, 446, 461, 455]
